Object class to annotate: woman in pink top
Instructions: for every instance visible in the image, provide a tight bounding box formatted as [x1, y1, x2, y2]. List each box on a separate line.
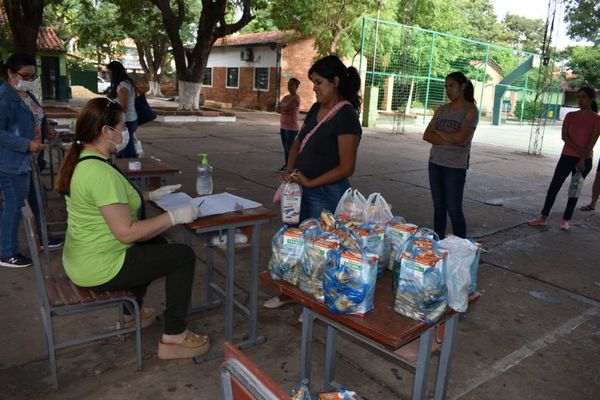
[276, 78, 301, 171]
[529, 87, 600, 230]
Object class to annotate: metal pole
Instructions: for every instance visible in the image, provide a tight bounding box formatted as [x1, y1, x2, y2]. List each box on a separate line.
[370, 6, 382, 87]
[479, 45, 490, 121]
[423, 33, 436, 124]
[359, 17, 366, 76]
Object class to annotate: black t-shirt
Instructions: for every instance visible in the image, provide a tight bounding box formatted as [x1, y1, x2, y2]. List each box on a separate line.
[294, 103, 362, 180]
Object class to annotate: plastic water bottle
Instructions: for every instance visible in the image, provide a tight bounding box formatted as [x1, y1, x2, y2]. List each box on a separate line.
[196, 153, 213, 195]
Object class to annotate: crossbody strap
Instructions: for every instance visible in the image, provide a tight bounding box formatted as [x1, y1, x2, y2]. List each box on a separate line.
[299, 100, 351, 153]
[78, 156, 146, 220]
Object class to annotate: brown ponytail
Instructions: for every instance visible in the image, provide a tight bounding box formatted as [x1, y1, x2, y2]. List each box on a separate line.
[55, 98, 124, 195]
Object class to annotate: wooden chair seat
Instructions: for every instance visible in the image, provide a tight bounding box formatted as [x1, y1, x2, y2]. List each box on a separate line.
[45, 274, 134, 308]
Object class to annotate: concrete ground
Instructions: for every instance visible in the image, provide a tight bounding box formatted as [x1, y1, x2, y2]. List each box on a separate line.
[1, 110, 599, 400]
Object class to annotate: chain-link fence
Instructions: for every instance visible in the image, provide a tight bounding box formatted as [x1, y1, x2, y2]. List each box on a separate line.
[358, 17, 563, 132]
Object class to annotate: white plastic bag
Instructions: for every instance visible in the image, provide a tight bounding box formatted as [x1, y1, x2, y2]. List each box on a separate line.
[568, 172, 584, 198]
[438, 235, 478, 312]
[363, 192, 393, 225]
[334, 188, 366, 222]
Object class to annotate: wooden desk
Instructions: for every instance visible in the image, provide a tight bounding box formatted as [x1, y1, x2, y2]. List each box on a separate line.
[260, 272, 480, 400]
[184, 206, 277, 364]
[114, 158, 180, 190]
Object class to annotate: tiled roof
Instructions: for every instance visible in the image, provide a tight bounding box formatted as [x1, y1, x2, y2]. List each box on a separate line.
[37, 27, 65, 52]
[0, 8, 65, 52]
[214, 30, 300, 47]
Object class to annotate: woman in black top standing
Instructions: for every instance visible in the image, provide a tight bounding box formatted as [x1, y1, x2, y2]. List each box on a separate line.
[265, 55, 362, 309]
[281, 55, 362, 221]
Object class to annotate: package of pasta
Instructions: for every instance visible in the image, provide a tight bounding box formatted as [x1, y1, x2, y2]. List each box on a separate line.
[393, 237, 448, 324]
[268, 226, 305, 285]
[334, 188, 366, 223]
[323, 248, 379, 315]
[300, 218, 322, 240]
[320, 209, 338, 232]
[298, 233, 341, 302]
[350, 223, 386, 278]
[384, 217, 418, 271]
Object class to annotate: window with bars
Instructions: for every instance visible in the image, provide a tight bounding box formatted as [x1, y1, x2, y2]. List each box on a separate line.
[253, 67, 269, 91]
[226, 67, 239, 88]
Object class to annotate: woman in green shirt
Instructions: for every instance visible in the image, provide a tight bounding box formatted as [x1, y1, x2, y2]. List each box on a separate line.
[55, 98, 207, 360]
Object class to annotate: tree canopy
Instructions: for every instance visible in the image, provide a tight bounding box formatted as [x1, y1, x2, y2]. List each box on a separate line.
[564, 0, 600, 45]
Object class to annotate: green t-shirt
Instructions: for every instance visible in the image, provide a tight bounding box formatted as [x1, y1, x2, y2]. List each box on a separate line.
[63, 151, 141, 286]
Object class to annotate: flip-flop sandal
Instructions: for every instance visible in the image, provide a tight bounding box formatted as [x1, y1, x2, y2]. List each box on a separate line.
[157, 331, 210, 360]
[580, 205, 595, 211]
[263, 295, 294, 309]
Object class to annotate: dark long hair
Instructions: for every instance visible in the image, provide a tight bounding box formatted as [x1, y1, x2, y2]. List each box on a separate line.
[1, 52, 36, 79]
[107, 60, 136, 98]
[308, 55, 361, 111]
[578, 87, 598, 113]
[55, 98, 125, 195]
[446, 71, 476, 104]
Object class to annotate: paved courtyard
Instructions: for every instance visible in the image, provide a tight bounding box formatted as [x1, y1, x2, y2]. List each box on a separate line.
[1, 110, 599, 399]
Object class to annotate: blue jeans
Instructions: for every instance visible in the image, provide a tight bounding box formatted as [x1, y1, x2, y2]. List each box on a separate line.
[117, 120, 138, 159]
[300, 179, 350, 221]
[280, 129, 298, 165]
[428, 162, 467, 239]
[0, 171, 31, 257]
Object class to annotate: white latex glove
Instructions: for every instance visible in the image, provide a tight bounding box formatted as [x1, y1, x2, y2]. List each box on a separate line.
[167, 206, 200, 226]
[148, 184, 182, 201]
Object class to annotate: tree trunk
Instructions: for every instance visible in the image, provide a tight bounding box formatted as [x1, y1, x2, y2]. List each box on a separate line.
[151, 0, 253, 110]
[178, 80, 202, 110]
[148, 81, 165, 97]
[4, 0, 45, 56]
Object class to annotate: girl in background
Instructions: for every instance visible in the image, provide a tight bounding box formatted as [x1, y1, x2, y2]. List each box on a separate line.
[423, 71, 479, 239]
[529, 87, 600, 230]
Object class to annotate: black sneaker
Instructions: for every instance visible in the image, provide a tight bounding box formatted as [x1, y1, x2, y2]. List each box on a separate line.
[0, 254, 33, 268]
[42, 237, 64, 250]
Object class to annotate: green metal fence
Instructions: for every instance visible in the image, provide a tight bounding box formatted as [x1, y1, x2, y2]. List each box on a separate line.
[358, 17, 562, 130]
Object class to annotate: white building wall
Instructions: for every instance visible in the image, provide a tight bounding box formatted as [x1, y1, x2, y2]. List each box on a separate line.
[206, 46, 278, 68]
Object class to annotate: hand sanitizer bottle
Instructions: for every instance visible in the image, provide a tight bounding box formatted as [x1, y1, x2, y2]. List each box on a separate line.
[196, 153, 213, 195]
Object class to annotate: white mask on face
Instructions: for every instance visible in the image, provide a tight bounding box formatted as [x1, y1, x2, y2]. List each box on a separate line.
[108, 127, 130, 154]
[15, 79, 36, 92]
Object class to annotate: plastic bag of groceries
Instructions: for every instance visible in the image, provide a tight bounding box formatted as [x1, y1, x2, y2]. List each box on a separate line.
[469, 243, 482, 294]
[384, 217, 418, 272]
[349, 223, 386, 278]
[393, 235, 448, 324]
[334, 188, 366, 223]
[323, 248, 379, 315]
[281, 182, 303, 224]
[298, 232, 341, 302]
[438, 236, 478, 312]
[291, 378, 312, 400]
[363, 192, 393, 225]
[268, 226, 305, 285]
[391, 227, 436, 292]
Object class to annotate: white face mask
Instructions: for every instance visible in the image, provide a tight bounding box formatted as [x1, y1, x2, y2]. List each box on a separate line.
[15, 79, 36, 92]
[108, 127, 130, 153]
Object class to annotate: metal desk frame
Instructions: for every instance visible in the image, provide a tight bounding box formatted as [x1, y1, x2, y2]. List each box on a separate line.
[184, 212, 273, 364]
[299, 307, 459, 400]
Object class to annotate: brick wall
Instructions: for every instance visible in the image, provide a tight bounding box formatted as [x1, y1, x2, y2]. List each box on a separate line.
[280, 38, 317, 112]
[201, 66, 277, 110]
